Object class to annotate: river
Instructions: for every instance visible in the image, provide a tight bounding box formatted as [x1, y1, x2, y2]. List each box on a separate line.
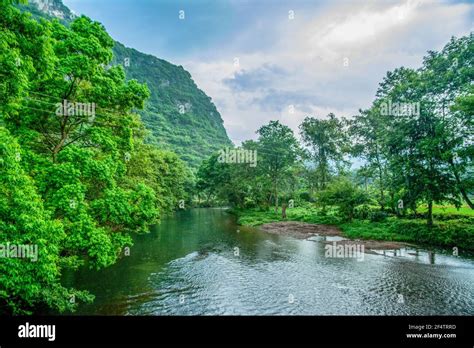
[64, 208, 474, 315]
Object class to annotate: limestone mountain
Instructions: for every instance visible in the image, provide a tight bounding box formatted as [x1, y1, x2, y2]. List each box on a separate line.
[18, 0, 232, 168]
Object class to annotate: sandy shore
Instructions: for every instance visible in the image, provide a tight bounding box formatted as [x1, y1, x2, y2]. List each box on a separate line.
[258, 221, 410, 251]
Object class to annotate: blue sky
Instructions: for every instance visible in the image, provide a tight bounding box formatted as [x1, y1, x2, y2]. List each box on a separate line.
[62, 0, 327, 61]
[63, 0, 474, 144]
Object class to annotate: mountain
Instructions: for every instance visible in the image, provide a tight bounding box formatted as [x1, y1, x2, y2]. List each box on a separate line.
[17, 0, 76, 22]
[18, 0, 232, 169]
[111, 43, 232, 167]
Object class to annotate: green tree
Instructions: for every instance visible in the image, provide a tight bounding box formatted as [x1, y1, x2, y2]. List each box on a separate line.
[195, 152, 230, 205]
[300, 114, 349, 191]
[317, 178, 369, 221]
[349, 108, 392, 210]
[256, 121, 300, 212]
[0, 127, 92, 314]
[0, 2, 191, 314]
[375, 67, 459, 225]
[125, 142, 192, 212]
[421, 35, 474, 209]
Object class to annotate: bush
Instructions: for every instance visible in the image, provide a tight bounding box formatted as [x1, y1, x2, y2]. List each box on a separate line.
[354, 204, 370, 219]
[369, 211, 389, 222]
[299, 191, 312, 202]
[317, 178, 370, 221]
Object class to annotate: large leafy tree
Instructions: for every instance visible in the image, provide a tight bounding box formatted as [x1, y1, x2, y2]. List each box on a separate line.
[349, 108, 392, 210]
[125, 141, 192, 212]
[2, 13, 155, 266]
[372, 66, 460, 225]
[421, 35, 474, 209]
[256, 121, 300, 212]
[0, 2, 189, 314]
[0, 127, 92, 314]
[349, 35, 473, 222]
[300, 114, 349, 191]
[195, 152, 231, 205]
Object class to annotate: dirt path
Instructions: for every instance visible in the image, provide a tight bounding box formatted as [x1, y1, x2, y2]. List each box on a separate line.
[258, 221, 411, 251]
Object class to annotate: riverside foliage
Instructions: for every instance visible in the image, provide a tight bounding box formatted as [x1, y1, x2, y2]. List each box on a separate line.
[0, 2, 191, 314]
[196, 34, 473, 249]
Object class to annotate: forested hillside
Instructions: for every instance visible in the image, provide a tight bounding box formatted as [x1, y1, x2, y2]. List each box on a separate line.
[17, 0, 232, 168]
[112, 42, 232, 167]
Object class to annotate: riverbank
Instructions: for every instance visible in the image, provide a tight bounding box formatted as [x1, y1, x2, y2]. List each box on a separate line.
[231, 204, 474, 252]
[259, 221, 411, 252]
[62, 208, 474, 315]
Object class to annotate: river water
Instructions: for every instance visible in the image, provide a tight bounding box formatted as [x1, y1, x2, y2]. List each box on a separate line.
[65, 208, 474, 315]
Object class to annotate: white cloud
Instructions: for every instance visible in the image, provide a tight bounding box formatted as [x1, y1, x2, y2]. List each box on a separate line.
[179, 0, 473, 145]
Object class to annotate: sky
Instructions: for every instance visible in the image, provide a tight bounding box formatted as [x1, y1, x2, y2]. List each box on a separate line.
[63, 0, 474, 145]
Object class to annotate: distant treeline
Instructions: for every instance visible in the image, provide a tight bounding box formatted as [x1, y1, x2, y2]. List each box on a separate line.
[196, 33, 473, 226]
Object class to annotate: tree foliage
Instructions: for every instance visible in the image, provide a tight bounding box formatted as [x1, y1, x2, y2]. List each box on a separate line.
[0, 2, 190, 314]
[197, 34, 473, 228]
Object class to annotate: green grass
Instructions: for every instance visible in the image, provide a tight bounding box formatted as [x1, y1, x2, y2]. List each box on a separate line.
[340, 218, 474, 250]
[234, 203, 474, 251]
[232, 204, 341, 226]
[419, 204, 474, 216]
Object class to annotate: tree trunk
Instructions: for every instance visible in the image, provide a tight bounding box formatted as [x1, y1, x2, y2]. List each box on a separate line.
[379, 190, 385, 211]
[375, 149, 385, 211]
[282, 203, 287, 219]
[378, 167, 385, 211]
[51, 116, 68, 163]
[427, 200, 433, 227]
[448, 158, 474, 209]
[274, 180, 278, 213]
[274, 191, 278, 213]
[390, 191, 396, 214]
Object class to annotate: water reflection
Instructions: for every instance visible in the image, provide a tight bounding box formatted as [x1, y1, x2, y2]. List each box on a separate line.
[63, 208, 474, 315]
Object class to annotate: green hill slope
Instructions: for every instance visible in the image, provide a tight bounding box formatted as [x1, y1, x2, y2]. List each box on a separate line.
[18, 0, 232, 169]
[112, 42, 232, 168]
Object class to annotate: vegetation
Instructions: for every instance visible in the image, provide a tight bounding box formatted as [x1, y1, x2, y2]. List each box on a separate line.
[112, 42, 233, 168]
[196, 34, 474, 251]
[233, 204, 474, 252]
[0, 2, 190, 314]
[1, 0, 472, 316]
[15, 0, 233, 169]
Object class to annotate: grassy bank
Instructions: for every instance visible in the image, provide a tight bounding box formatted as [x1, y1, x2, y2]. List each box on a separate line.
[231, 204, 474, 252]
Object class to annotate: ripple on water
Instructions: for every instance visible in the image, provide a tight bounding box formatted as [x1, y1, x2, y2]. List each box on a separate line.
[124, 243, 474, 315]
[72, 209, 474, 316]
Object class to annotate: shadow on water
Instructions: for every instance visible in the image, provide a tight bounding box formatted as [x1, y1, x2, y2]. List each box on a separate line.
[62, 208, 474, 315]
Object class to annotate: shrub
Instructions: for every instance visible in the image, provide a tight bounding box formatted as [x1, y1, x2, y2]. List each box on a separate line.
[317, 178, 370, 221]
[299, 191, 312, 202]
[369, 211, 389, 222]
